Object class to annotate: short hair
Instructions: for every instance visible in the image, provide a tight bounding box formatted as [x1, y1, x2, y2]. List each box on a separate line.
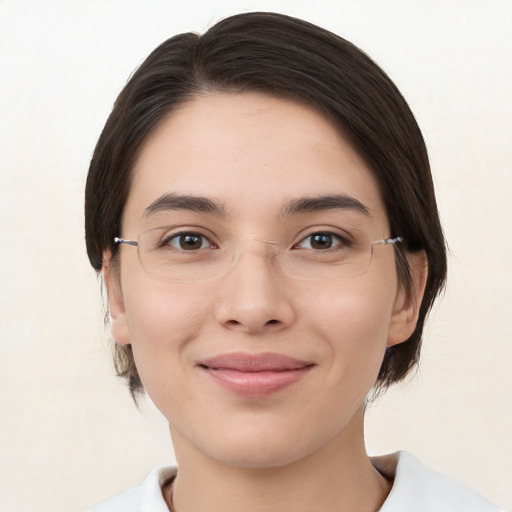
[85, 11, 447, 401]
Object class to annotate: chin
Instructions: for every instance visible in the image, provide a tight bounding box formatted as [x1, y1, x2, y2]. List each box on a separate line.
[192, 417, 340, 470]
[208, 441, 312, 469]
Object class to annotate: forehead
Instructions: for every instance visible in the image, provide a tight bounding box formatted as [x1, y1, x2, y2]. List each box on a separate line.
[124, 92, 388, 231]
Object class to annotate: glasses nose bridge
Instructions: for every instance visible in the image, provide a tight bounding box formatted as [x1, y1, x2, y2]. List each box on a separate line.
[228, 237, 281, 269]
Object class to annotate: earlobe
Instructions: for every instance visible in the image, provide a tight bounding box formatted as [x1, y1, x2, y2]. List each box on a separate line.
[102, 251, 131, 345]
[387, 250, 428, 347]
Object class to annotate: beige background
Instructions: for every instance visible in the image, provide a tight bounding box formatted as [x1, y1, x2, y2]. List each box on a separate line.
[0, 1, 511, 511]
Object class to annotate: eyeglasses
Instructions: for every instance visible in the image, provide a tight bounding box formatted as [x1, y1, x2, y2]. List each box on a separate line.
[114, 226, 403, 282]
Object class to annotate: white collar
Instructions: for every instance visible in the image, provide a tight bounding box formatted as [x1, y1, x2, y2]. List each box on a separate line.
[89, 451, 503, 511]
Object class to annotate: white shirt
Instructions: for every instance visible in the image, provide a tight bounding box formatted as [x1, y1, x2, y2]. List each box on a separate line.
[88, 451, 505, 511]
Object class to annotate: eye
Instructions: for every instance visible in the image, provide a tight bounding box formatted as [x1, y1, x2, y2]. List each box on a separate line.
[295, 232, 348, 250]
[165, 232, 212, 251]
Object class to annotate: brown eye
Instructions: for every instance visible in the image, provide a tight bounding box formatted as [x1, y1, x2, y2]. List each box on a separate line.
[296, 232, 343, 250]
[167, 232, 210, 251]
[310, 233, 334, 249]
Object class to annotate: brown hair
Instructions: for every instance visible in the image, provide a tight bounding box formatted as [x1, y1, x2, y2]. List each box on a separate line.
[85, 12, 447, 401]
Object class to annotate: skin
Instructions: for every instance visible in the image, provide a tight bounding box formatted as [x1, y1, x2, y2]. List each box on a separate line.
[104, 92, 427, 512]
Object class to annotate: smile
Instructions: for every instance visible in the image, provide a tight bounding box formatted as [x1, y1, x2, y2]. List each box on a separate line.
[198, 352, 315, 397]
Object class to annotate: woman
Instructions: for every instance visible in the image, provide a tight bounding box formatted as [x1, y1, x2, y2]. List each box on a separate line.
[85, 12, 503, 512]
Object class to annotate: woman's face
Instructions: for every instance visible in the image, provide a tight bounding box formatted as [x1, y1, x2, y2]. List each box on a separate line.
[107, 92, 418, 468]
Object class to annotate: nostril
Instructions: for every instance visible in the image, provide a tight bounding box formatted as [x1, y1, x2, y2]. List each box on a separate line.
[266, 319, 280, 325]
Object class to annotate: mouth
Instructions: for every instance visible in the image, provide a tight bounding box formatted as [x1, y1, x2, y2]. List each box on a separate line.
[197, 352, 315, 397]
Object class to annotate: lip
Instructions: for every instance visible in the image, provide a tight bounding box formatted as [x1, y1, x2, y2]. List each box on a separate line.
[197, 352, 315, 397]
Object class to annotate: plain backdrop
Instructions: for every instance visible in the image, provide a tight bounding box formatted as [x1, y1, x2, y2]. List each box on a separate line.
[0, 1, 511, 511]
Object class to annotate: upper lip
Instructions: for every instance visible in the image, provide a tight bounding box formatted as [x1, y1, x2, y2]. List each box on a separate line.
[198, 352, 314, 372]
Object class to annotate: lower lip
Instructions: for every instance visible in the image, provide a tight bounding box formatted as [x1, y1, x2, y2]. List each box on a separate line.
[201, 366, 313, 397]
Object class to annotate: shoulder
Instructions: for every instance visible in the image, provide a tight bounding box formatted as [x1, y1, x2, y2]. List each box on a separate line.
[373, 451, 505, 512]
[86, 466, 176, 512]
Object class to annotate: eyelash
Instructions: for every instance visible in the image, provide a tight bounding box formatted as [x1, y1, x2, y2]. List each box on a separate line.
[161, 231, 217, 250]
[293, 232, 350, 251]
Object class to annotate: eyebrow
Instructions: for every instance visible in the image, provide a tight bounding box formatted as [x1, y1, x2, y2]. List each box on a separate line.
[144, 193, 226, 218]
[281, 194, 370, 217]
[143, 193, 370, 219]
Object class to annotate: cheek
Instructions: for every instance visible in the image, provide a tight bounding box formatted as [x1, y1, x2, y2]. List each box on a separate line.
[125, 281, 205, 341]
[300, 280, 396, 386]
[121, 274, 213, 393]
[305, 278, 394, 340]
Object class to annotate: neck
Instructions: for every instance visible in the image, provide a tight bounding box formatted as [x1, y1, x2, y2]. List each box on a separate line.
[168, 406, 391, 512]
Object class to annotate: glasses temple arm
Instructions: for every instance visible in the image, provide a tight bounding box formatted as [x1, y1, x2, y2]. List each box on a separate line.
[114, 237, 138, 247]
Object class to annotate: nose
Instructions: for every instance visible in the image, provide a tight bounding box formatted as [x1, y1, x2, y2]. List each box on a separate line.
[214, 242, 296, 334]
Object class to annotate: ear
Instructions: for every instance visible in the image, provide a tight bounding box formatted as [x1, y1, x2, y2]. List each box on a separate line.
[102, 251, 131, 345]
[387, 250, 428, 347]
